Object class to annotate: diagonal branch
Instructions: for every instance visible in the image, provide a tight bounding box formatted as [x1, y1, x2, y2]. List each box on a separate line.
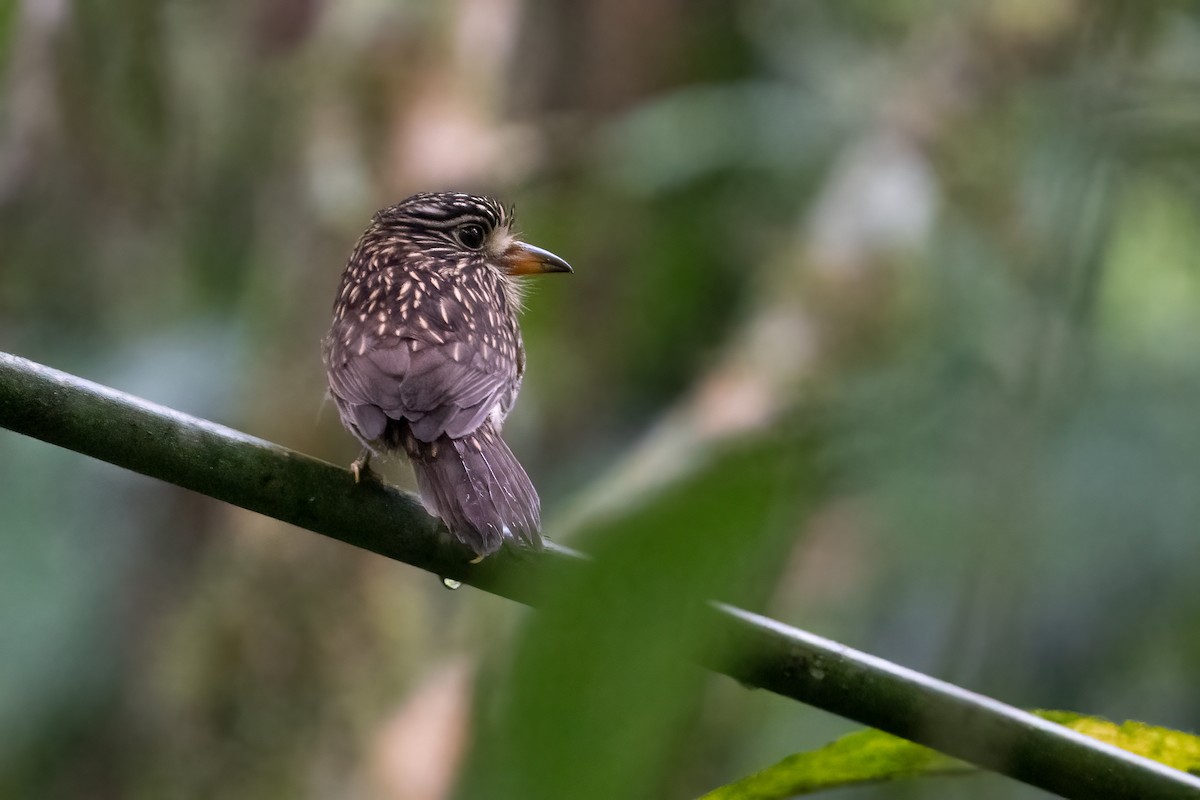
[1, 351, 1197, 800]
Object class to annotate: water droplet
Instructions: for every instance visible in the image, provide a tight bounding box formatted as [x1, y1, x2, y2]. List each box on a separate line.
[441, 577, 462, 591]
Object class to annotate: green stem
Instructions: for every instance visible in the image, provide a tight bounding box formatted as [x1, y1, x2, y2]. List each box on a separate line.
[1, 351, 1197, 800]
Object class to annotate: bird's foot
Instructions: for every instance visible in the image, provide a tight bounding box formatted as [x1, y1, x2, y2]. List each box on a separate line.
[350, 450, 378, 484]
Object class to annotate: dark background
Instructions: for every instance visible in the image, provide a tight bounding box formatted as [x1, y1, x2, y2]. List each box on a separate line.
[2, 2, 1199, 798]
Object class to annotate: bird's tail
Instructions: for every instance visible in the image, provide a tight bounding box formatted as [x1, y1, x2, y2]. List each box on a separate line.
[405, 422, 542, 557]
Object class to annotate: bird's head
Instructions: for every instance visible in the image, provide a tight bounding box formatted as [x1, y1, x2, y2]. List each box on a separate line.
[364, 192, 572, 282]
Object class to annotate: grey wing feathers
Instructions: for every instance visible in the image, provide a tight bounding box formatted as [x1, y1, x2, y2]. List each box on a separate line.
[325, 328, 514, 446]
[325, 343, 410, 442]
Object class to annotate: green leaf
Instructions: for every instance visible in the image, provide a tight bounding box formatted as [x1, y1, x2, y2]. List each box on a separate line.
[700, 712, 1200, 799]
[698, 728, 969, 799]
[1035, 711, 1200, 775]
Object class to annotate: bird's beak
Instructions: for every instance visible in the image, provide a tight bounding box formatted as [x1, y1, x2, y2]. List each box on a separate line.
[503, 241, 573, 277]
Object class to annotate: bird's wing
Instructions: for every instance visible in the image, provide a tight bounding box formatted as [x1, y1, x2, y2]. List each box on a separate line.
[325, 291, 518, 444]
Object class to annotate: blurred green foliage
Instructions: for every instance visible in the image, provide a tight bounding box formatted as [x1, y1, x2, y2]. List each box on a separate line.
[2, 1, 1200, 799]
[461, 430, 819, 800]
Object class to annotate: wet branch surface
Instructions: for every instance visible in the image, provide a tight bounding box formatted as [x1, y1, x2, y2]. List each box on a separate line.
[2, 351, 1197, 800]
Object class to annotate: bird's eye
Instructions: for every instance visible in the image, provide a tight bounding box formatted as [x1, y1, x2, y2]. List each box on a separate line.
[456, 223, 486, 250]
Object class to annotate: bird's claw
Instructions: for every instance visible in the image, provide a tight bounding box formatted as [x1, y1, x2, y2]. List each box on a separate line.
[350, 450, 376, 484]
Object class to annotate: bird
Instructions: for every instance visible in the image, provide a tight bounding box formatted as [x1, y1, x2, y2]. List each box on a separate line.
[322, 191, 571, 558]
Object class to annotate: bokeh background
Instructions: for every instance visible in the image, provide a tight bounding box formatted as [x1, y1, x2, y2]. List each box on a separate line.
[3, 1, 1200, 798]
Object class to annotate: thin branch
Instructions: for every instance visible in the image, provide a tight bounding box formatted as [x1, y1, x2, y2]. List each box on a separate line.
[1, 351, 1197, 800]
